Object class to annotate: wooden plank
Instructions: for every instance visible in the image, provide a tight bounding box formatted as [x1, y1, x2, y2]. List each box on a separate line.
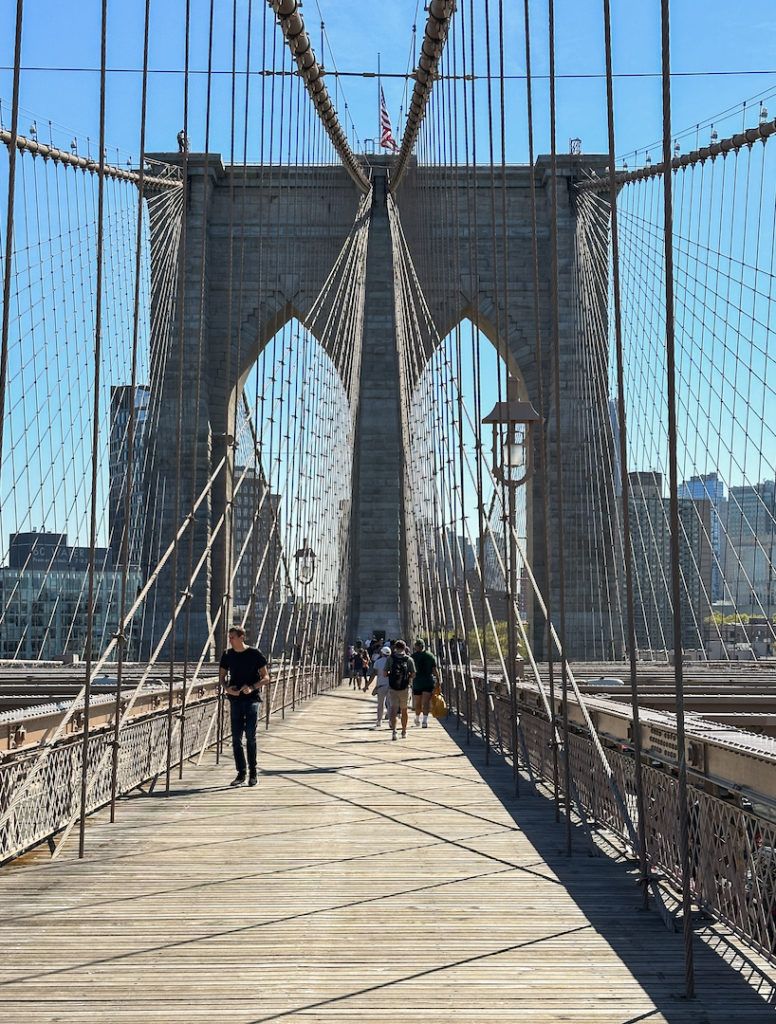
[0, 685, 774, 1022]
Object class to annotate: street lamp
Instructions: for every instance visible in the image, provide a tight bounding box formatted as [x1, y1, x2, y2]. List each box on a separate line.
[482, 396, 540, 489]
[482, 386, 540, 753]
[294, 539, 316, 586]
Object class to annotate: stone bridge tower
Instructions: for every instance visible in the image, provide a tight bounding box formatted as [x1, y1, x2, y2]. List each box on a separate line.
[145, 152, 614, 662]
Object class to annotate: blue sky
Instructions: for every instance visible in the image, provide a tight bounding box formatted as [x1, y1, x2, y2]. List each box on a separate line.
[0, 0, 774, 557]
[1, 1, 775, 165]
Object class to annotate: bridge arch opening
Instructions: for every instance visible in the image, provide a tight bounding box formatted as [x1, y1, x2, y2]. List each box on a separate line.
[407, 316, 532, 657]
[228, 316, 353, 657]
[234, 302, 331, 403]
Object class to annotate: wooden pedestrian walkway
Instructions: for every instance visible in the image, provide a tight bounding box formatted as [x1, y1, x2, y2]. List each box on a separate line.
[2, 685, 776, 1022]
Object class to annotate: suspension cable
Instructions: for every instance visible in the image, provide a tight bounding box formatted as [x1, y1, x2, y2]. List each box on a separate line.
[659, 0, 695, 999]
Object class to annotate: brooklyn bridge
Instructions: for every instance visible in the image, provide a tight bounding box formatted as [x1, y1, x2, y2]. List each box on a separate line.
[1, 0, 776, 1019]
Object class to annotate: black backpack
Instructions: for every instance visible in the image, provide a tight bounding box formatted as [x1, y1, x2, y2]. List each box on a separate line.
[388, 654, 411, 690]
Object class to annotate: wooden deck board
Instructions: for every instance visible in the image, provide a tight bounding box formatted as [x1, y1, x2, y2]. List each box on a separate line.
[1, 685, 775, 1022]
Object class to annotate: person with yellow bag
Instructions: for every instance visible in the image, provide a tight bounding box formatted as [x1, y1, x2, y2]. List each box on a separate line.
[430, 683, 447, 720]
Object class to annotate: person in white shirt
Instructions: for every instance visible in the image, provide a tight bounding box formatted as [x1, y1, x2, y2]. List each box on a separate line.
[369, 645, 392, 729]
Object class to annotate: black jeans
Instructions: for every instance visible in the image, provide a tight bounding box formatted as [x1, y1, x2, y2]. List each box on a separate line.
[230, 699, 259, 776]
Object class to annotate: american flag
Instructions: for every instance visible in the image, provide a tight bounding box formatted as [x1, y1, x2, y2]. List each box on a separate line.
[379, 88, 399, 153]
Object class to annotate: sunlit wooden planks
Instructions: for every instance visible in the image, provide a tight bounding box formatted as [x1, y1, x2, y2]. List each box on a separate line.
[1, 685, 775, 1022]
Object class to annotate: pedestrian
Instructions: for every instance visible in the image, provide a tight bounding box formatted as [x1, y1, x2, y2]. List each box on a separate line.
[436, 636, 446, 664]
[357, 647, 371, 691]
[411, 638, 439, 728]
[369, 644, 393, 729]
[350, 641, 364, 688]
[385, 639, 415, 741]
[458, 635, 469, 666]
[219, 625, 269, 788]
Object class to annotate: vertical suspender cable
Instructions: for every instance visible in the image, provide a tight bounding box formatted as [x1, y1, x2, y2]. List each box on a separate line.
[110, 0, 152, 821]
[659, 0, 695, 998]
[482, 0, 503, 768]
[78, 0, 109, 859]
[459, 1, 474, 745]
[0, 0, 24, 474]
[547, 0, 572, 855]
[164, 0, 191, 790]
[601, 0, 649, 907]
[495, 0, 520, 795]
[467, 0, 490, 761]
[522, 0, 559, 819]
[178, 0, 216, 778]
[247, 3, 269, 655]
[222, 0, 239, 654]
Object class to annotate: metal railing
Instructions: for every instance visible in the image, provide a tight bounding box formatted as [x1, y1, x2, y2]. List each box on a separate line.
[446, 667, 776, 963]
[0, 663, 336, 864]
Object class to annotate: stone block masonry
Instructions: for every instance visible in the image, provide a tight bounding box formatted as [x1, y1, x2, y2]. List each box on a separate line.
[144, 153, 613, 661]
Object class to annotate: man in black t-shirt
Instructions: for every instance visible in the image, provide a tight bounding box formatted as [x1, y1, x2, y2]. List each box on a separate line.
[218, 625, 269, 787]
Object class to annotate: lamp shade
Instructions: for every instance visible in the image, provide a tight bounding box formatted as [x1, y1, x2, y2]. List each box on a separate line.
[294, 541, 316, 585]
[482, 399, 540, 426]
[502, 441, 526, 470]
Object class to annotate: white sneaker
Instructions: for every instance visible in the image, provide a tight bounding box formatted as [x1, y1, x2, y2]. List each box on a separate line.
[413, 716, 421, 727]
[391, 729, 397, 741]
[422, 718, 429, 728]
[371, 723, 382, 730]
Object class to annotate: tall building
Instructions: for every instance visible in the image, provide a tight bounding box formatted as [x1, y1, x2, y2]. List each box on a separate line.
[608, 398, 622, 496]
[678, 473, 725, 600]
[443, 530, 475, 581]
[231, 467, 282, 636]
[723, 479, 776, 617]
[109, 385, 149, 567]
[628, 472, 670, 654]
[627, 472, 714, 654]
[0, 531, 140, 660]
[677, 495, 714, 644]
[8, 530, 111, 571]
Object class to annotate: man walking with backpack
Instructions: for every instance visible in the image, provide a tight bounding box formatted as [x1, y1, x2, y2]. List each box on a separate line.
[369, 644, 393, 729]
[385, 639, 415, 741]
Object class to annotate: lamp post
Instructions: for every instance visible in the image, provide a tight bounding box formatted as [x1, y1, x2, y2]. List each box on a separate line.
[293, 539, 316, 680]
[482, 397, 540, 489]
[294, 539, 316, 588]
[482, 389, 540, 791]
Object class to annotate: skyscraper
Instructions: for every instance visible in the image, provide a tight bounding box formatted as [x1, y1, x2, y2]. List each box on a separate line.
[0, 531, 139, 659]
[109, 385, 149, 568]
[723, 479, 776, 616]
[678, 473, 725, 600]
[231, 466, 281, 634]
[627, 471, 714, 654]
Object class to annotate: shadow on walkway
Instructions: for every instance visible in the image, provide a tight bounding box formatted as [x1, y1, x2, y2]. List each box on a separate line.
[442, 717, 776, 1023]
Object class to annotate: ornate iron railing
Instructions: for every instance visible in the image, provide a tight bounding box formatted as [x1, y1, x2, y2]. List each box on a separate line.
[0, 663, 334, 864]
[447, 668, 776, 963]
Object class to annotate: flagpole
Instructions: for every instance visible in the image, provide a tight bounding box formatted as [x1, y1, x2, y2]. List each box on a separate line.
[377, 51, 381, 150]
